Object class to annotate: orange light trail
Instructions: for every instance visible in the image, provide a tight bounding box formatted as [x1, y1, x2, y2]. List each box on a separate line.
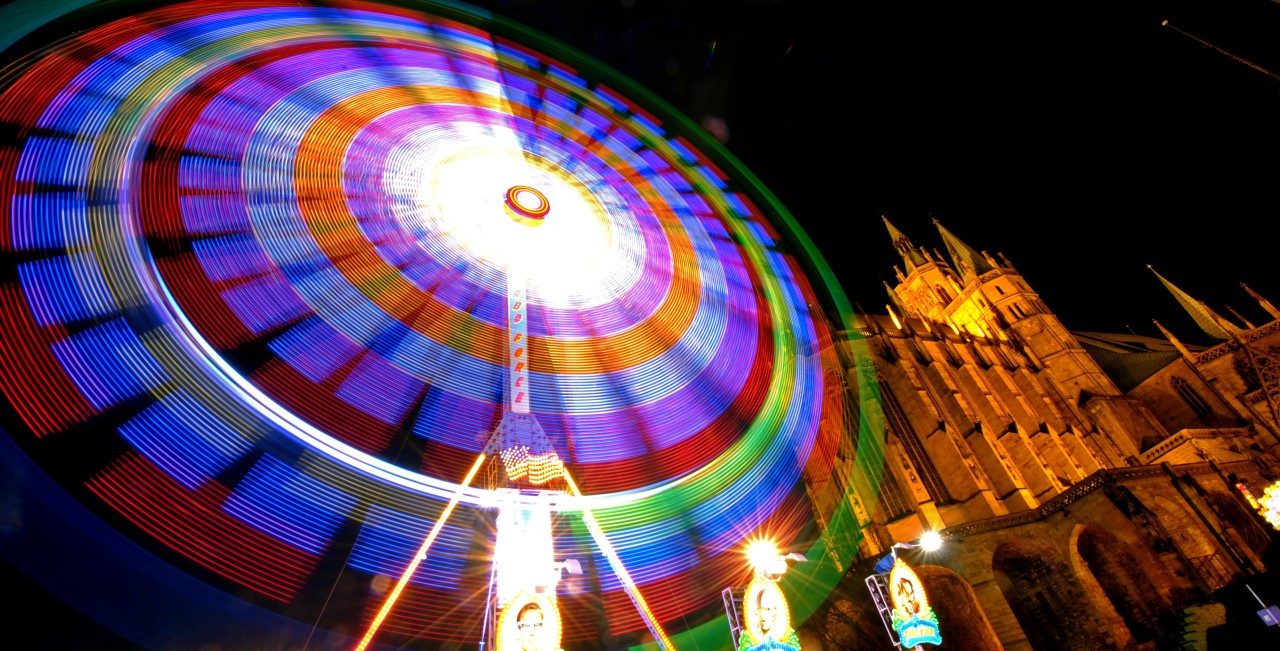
[1161, 20, 1280, 83]
[353, 453, 487, 651]
[565, 473, 676, 651]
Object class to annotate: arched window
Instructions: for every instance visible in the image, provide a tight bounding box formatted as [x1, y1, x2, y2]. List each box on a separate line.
[1171, 376, 1212, 416]
[935, 284, 952, 304]
[879, 380, 952, 505]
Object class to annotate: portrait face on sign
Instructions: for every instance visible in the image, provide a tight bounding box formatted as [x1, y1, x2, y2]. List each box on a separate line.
[888, 558, 927, 620]
[887, 557, 942, 648]
[518, 602, 544, 651]
[743, 576, 790, 643]
[497, 591, 561, 651]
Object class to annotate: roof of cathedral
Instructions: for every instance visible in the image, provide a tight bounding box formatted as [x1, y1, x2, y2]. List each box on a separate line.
[1148, 265, 1241, 342]
[883, 280, 909, 316]
[1071, 331, 1200, 354]
[1072, 330, 1200, 391]
[934, 220, 994, 277]
[882, 215, 927, 270]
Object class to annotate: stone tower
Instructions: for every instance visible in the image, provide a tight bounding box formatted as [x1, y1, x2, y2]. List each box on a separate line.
[883, 218, 1169, 464]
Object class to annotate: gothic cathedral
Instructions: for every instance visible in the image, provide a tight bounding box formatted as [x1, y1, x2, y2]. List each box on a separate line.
[809, 218, 1280, 650]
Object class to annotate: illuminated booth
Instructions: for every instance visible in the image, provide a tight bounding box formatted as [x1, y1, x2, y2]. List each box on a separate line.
[865, 538, 943, 650]
[738, 575, 801, 651]
[1238, 479, 1280, 531]
[489, 490, 566, 651]
[887, 559, 942, 649]
[723, 541, 804, 651]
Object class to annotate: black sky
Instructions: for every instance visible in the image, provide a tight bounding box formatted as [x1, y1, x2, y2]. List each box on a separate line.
[2, 1, 1279, 648]
[472, 0, 1280, 346]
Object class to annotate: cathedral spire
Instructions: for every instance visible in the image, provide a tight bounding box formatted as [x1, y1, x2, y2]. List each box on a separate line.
[1148, 265, 1240, 342]
[1226, 305, 1256, 330]
[1199, 305, 1280, 432]
[884, 279, 911, 323]
[882, 215, 927, 271]
[1152, 318, 1196, 362]
[933, 219, 994, 279]
[1242, 282, 1280, 320]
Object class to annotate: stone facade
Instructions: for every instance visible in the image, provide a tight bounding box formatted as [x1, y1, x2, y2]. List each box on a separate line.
[803, 219, 1280, 650]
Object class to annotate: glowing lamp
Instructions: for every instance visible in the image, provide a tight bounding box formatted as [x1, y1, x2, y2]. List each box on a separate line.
[747, 540, 781, 574]
[1258, 480, 1280, 530]
[887, 305, 902, 329]
[919, 531, 943, 552]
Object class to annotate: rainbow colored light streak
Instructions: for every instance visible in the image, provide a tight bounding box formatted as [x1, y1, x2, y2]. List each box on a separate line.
[0, 1, 883, 648]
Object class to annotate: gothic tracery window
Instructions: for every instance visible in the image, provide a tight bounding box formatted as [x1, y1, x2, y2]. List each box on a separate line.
[935, 284, 952, 304]
[880, 379, 952, 504]
[1171, 376, 1211, 416]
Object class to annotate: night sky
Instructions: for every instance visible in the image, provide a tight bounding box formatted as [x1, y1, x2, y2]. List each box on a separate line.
[472, 0, 1280, 346]
[1, 1, 1279, 648]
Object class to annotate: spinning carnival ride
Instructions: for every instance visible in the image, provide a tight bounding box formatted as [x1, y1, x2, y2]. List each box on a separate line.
[0, 1, 882, 649]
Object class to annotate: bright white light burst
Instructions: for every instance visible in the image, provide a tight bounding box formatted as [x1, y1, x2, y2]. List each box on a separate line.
[919, 530, 943, 552]
[746, 539, 782, 573]
[397, 121, 621, 306]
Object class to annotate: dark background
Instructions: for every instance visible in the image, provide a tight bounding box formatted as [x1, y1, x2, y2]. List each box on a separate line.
[471, 0, 1280, 346]
[3, 1, 1280, 649]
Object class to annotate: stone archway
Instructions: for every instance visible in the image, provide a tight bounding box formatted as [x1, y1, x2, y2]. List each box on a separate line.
[1073, 525, 1178, 649]
[915, 564, 1003, 650]
[819, 597, 886, 650]
[1204, 490, 1271, 556]
[814, 567, 1004, 650]
[1148, 495, 1234, 592]
[993, 537, 1109, 651]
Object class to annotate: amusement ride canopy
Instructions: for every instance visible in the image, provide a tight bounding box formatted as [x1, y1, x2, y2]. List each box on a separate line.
[0, 1, 882, 649]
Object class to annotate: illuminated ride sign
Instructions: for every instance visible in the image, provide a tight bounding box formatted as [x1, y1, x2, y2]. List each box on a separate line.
[496, 590, 563, 651]
[888, 558, 942, 648]
[738, 575, 801, 651]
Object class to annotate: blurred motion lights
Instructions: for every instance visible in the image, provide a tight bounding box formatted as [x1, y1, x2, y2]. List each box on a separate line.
[0, 0, 876, 648]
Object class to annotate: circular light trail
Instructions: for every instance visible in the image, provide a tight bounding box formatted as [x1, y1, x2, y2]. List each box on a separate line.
[0, 1, 882, 649]
[505, 184, 551, 224]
